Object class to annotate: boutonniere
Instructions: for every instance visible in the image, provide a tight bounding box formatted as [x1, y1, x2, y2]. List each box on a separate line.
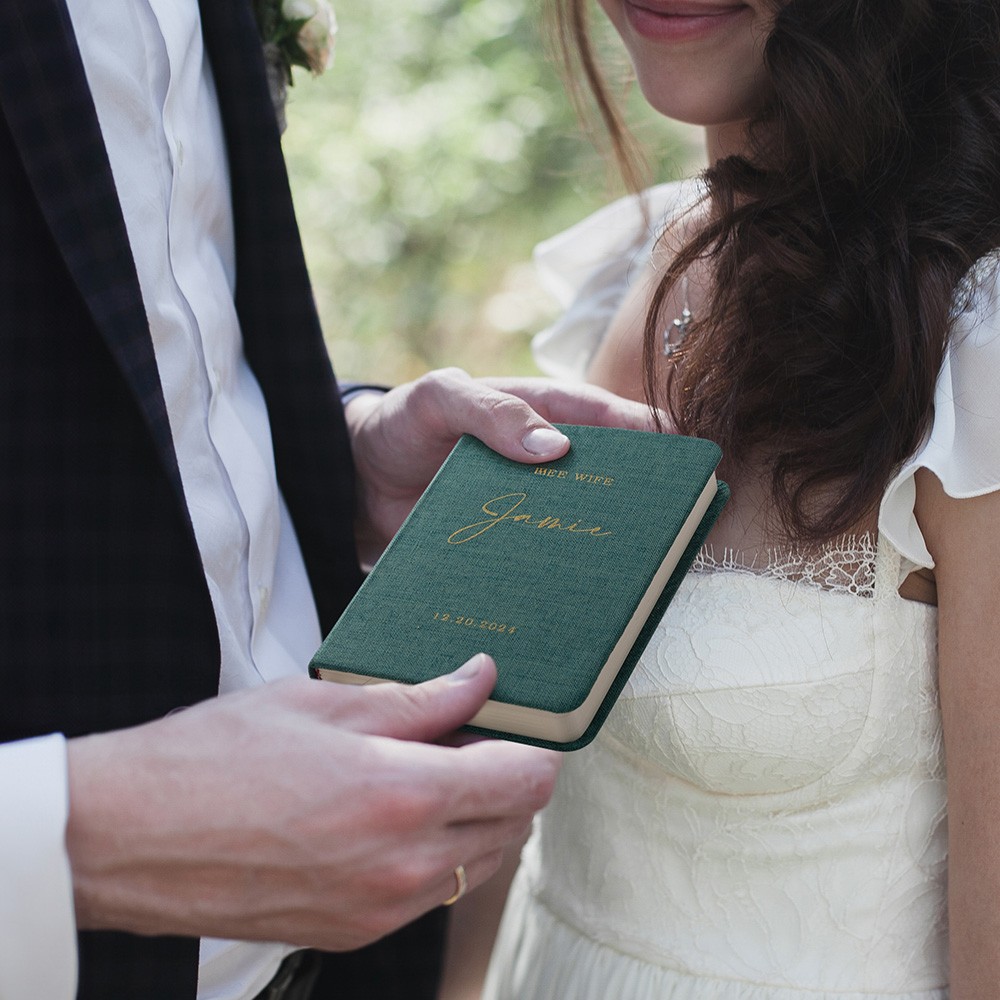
[254, 0, 337, 132]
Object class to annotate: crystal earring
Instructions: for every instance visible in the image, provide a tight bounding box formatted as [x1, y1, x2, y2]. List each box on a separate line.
[663, 275, 692, 357]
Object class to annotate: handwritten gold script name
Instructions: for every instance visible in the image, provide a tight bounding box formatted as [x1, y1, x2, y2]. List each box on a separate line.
[448, 492, 613, 545]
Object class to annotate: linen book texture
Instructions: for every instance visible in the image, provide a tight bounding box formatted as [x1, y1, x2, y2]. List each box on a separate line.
[310, 424, 728, 750]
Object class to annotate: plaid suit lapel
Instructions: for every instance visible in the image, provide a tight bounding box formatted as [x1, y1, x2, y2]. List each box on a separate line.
[0, 0, 185, 500]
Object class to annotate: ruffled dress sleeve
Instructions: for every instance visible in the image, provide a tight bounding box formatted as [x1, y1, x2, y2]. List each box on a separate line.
[531, 180, 699, 381]
[880, 261, 1000, 576]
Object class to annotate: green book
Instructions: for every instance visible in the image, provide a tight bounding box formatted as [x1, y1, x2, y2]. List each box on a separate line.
[310, 424, 729, 751]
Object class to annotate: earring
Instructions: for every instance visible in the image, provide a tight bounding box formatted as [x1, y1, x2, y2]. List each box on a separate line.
[663, 275, 692, 357]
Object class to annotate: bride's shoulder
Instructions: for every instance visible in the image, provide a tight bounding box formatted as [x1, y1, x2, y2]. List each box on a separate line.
[534, 179, 700, 287]
[530, 179, 702, 381]
[880, 255, 1000, 573]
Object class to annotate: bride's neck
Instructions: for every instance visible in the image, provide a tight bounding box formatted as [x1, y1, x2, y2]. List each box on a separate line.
[703, 120, 763, 165]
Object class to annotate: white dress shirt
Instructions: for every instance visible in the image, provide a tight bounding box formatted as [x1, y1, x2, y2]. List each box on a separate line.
[0, 2, 324, 997]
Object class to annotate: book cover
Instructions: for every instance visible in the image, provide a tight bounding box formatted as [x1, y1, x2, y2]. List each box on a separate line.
[310, 424, 728, 751]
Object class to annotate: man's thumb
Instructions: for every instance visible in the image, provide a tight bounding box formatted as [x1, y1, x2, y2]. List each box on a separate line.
[355, 654, 498, 743]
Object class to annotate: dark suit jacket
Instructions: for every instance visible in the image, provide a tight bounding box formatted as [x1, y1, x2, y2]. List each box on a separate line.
[0, 1, 443, 996]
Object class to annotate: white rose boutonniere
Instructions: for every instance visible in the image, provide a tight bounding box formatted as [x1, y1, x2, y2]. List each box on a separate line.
[281, 0, 337, 74]
[254, 0, 337, 132]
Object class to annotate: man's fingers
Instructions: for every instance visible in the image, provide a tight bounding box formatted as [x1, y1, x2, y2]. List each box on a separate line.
[405, 368, 571, 463]
[298, 660, 561, 818]
[316, 663, 561, 822]
[438, 739, 561, 822]
[365, 845, 509, 939]
[413, 370, 663, 465]
[317, 653, 500, 743]
[480, 375, 663, 436]
[425, 848, 505, 911]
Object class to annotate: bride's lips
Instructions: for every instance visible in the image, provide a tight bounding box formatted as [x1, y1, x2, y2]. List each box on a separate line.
[621, 1, 751, 42]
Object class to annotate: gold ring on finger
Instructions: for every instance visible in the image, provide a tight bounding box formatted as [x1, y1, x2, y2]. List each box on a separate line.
[443, 864, 468, 906]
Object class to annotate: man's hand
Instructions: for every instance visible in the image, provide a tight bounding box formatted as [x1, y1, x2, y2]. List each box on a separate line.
[66, 655, 558, 951]
[346, 368, 657, 567]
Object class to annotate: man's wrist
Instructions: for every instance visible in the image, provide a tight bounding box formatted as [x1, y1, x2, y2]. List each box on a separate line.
[339, 383, 388, 444]
[339, 382, 388, 408]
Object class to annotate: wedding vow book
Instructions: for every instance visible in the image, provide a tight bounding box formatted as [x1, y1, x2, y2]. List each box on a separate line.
[310, 425, 728, 750]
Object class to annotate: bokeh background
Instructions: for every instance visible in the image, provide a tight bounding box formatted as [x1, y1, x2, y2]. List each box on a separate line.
[281, 0, 702, 385]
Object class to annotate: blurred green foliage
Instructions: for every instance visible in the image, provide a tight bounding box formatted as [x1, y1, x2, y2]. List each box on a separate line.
[281, 0, 700, 383]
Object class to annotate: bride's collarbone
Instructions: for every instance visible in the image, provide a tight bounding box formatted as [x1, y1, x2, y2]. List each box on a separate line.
[701, 477, 937, 606]
[702, 517, 938, 607]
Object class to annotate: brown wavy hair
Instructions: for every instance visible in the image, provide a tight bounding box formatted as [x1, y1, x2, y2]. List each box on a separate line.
[551, 0, 1000, 540]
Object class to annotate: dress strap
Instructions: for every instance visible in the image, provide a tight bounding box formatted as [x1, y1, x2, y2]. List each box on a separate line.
[873, 532, 907, 602]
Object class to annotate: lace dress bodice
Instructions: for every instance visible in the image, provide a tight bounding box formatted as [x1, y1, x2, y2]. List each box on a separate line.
[483, 181, 1000, 998]
[485, 537, 946, 997]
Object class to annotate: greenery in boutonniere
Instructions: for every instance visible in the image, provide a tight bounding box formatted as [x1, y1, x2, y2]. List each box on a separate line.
[254, 0, 337, 130]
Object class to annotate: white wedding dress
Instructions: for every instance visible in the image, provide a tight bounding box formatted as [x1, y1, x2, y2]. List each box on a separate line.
[482, 182, 1000, 998]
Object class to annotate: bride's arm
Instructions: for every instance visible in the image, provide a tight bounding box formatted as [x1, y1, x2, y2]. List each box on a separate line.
[914, 466, 1000, 995]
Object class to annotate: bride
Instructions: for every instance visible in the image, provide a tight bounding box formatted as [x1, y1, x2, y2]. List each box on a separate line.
[466, 0, 1000, 996]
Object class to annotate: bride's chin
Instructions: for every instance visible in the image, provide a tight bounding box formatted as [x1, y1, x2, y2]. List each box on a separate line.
[631, 62, 771, 142]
